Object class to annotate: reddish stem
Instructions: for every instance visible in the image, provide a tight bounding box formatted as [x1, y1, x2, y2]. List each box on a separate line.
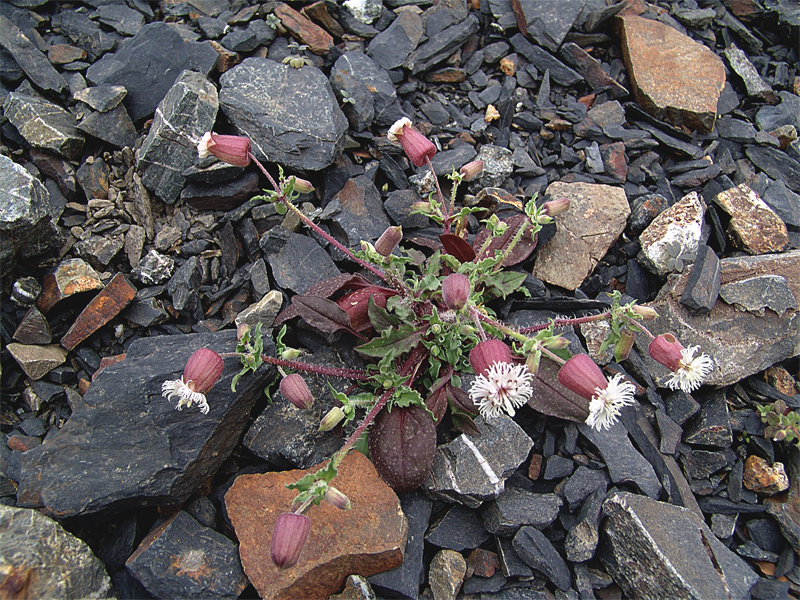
[517, 312, 613, 334]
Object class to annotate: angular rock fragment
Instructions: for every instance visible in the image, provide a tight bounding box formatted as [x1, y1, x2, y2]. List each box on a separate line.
[7, 343, 68, 380]
[680, 245, 720, 314]
[425, 504, 489, 551]
[4, 93, 84, 160]
[723, 45, 777, 103]
[512, 526, 571, 591]
[481, 489, 562, 536]
[259, 226, 340, 294]
[274, 3, 333, 55]
[713, 183, 789, 255]
[367, 9, 423, 71]
[511, 0, 588, 52]
[639, 191, 705, 276]
[719, 275, 797, 317]
[0, 16, 67, 93]
[61, 273, 136, 351]
[428, 550, 466, 600]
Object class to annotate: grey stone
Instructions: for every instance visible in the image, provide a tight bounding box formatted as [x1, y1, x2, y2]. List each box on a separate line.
[715, 117, 758, 142]
[763, 179, 800, 227]
[711, 513, 738, 539]
[122, 296, 169, 327]
[723, 45, 777, 103]
[332, 51, 403, 131]
[512, 526, 572, 591]
[563, 466, 609, 511]
[259, 226, 340, 294]
[168, 255, 203, 316]
[425, 503, 490, 551]
[747, 145, 800, 193]
[680, 245, 720, 314]
[73, 85, 127, 112]
[0, 15, 66, 93]
[323, 173, 392, 247]
[126, 511, 247, 599]
[682, 389, 733, 447]
[220, 20, 275, 53]
[51, 10, 117, 61]
[220, 57, 348, 172]
[720, 274, 797, 317]
[78, 104, 139, 149]
[74, 234, 125, 270]
[93, 4, 145, 37]
[481, 489, 562, 536]
[639, 191, 705, 277]
[543, 456, 574, 480]
[579, 420, 662, 499]
[655, 410, 682, 455]
[474, 145, 513, 190]
[132, 249, 175, 285]
[0, 505, 112, 599]
[16, 330, 273, 518]
[564, 486, 606, 562]
[428, 550, 466, 600]
[4, 93, 85, 160]
[406, 14, 480, 74]
[430, 144, 478, 177]
[422, 415, 533, 508]
[384, 189, 429, 229]
[137, 70, 218, 203]
[367, 10, 424, 71]
[600, 492, 759, 600]
[511, 0, 588, 52]
[755, 91, 800, 131]
[509, 34, 582, 86]
[682, 449, 731, 480]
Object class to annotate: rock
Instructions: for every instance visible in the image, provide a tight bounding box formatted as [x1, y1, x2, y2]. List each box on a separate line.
[235, 289, 283, 330]
[639, 191, 706, 277]
[0, 505, 111, 599]
[4, 93, 84, 160]
[274, 3, 333, 55]
[509, 34, 582, 86]
[711, 513, 738, 539]
[474, 145, 514, 190]
[564, 486, 605, 562]
[137, 70, 218, 203]
[132, 249, 175, 286]
[126, 511, 247, 599]
[384, 189, 428, 229]
[655, 410, 682, 455]
[425, 504, 490, 551]
[719, 275, 797, 317]
[73, 85, 127, 113]
[86, 22, 203, 122]
[259, 226, 341, 295]
[713, 184, 789, 255]
[6, 343, 68, 380]
[532, 181, 630, 290]
[563, 466, 610, 512]
[78, 103, 139, 149]
[220, 57, 348, 172]
[429, 550, 467, 600]
[367, 9, 423, 71]
[74, 235, 125, 270]
[16, 330, 273, 518]
[422, 414, 533, 508]
[616, 14, 725, 132]
[93, 4, 145, 37]
[37, 258, 104, 314]
[13, 307, 51, 345]
[640, 250, 800, 387]
[323, 174, 392, 248]
[723, 45, 777, 103]
[600, 492, 759, 599]
[181, 172, 261, 211]
[560, 42, 628, 99]
[481, 489, 562, 536]
[765, 447, 800, 555]
[512, 526, 572, 591]
[682, 390, 733, 447]
[743, 455, 790, 495]
[220, 20, 275, 53]
[511, 0, 588, 52]
[330, 575, 376, 600]
[679, 245, 720, 314]
[682, 449, 730, 480]
[225, 451, 407, 600]
[51, 10, 117, 61]
[755, 91, 800, 132]
[746, 145, 800, 193]
[579, 420, 662, 499]
[369, 492, 432, 599]
[61, 273, 136, 351]
[0, 154, 61, 274]
[0, 15, 67, 93]
[763, 179, 800, 228]
[406, 14, 480, 74]
[332, 51, 404, 131]
[122, 295, 169, 328]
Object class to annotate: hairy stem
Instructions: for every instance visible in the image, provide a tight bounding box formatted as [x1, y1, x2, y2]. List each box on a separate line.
[517, 311, 613, 334]
[332, 387, 394, 469]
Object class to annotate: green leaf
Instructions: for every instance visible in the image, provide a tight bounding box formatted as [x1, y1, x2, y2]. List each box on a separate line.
[367, 294, 400, 332]
[356, 324, 423, 360]
[481, 270, 527, 300]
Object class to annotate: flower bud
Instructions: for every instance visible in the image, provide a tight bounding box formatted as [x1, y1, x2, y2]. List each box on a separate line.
[411, 201, 432, 214]
[387, 117, 437, 167]
[374, 226, 403, 256]
[542, 197, 570, 217]
[647, 334, 683, 372]
[270, 512, 311, 570]
[442, 273, 471, 311]
[237, 323, 251, 341]
[632, 305, 658, 320]
[325, 486, 351, 510]
[183, 348, 224, 394]
[280, 373, 314, 410]
[459, 160, 484, 181]
[544, 336, 570, 350]
[469, 339, 513, 377]
[557, 353, 608, 401]
[774, 429, 787, 442]
[319, 406, 345, 431]
[292, 177, 315, 194]
[280, 347, 304, 360]
[614, 327, 636, 362]
[197, 132, 251, 167]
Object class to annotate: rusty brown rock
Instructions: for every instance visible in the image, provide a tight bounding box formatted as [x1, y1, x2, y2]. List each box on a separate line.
[425, 68, 467, 83]
[616, 14, 725, 132]
[765, 366, 798, 396]
[302, 1, 345, 38]
[713, 183, 789, 255]
[60, 273, 136, 351]
[47, 44, 87, 65]
[225, 451, 407, 600]
[38, 258, 104, 314]
[7, 343, 68, 380]
[275, 3, 333, 55]
[467, 548, 501, 578]
[743, 455, 789, 495]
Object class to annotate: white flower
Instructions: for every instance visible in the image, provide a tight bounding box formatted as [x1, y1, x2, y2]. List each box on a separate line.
[585, 374, 636, 430]
[469, 361, 534, 419]
[387, 117, 412, 142]
[197, 131, 213, 159]
[665, 345, 713, 393]
[162, 376, 210, 414]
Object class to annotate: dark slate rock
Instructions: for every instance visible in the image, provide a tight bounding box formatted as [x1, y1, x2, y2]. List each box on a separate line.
[186, 495, 216, 529]
[370, 492, 432, 599]
[93, 4, 145, 37]
[563, 466, 609, 511]
[680, 245, 720, 314]
[750, 579, 791, 600]
[495, 536, 534, 579]
[664, 390, 700, 426]
[735, 540, 781, 563]
[4, 93, 84, 160]
[16, 330, 273, 518]
[0, 505, 112, 598]
[763, 179, 800, 227]
[126, 511, 247, 599]
[579, 421, 662, 499]
[51, 10, 117, 61]
[86, 22, 196, 122]
[220, 57, 348, 172]
[167, 256, 203, 317]
[698, 496, 767, 515]
[682, 389, 733, 447]
[406, 14, 480, 74]
[748, 518, 785, 554]
[672, 164, 722, 188]
[719, 275, 797, 317]
[462, 572, 507, 595]
[94, 514, 137, 572]
[242, 346, 356, 469]
[182, 172, 260, 212]
[716, 117, 758, 143]
[509, 34, 581, 86]
[137, 70, 218, 204]
[74, 85, 127, 112]
[78, 104, 138, 149]
[564, 486, 605, 562]
[560, 42, 627, 99]
[636, 122, 705, 159]
[629, 193, 669, 236]
[425, 503, 490, 551]
[430, 143, 478, 176]
[384, 189, 428, 228]
[512, 526, 572, 591]
[746, 145, 800, 192]
[367, 9, 423, 71]
[220, 20, 275, 52]
[321, 172, 391, 247]
[775, 545, 795, 578]
[511, 0, 588, 52]
[0, 16, 66, 93]
[122, 296, 169, 327]
[682, 449, 731, 480]
[729, 460, 744, 503]
[259, 226, 340, 295]
[601, 492, 759, 600]
[543, 456, 574, 480]
[755, 91, 800, 131]
[481, 489, 562, 536]
[333, 51, 404, 130]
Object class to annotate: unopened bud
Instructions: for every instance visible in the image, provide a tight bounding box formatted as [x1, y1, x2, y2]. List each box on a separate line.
[542, 198, 570, 217]
[459, 160, 484, 181]
[280, 373, 314, 409]
[280, 347, 303, 361]
[525, 352, 541, 376]
[270, 512, 311, 570]
[545, 336, 570, 350]
[632, 305, 658, 320]
[325, 486, 351, 510]
[411, 201, 432, 214]
[374, 226, 403, 256]
[197, 132, 251, 167]
[183, 348, 224, 394]
[614, 328, 636, 362]
[774, 429, 787, 442]
[319, 406, 345, 431]
[237, 323, 251, 340]
[442, 272, 471, 311]
[292, 177, 315, 194]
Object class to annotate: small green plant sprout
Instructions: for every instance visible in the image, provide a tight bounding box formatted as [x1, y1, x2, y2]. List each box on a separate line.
[758, 400, 800, 446]
[339, 89, 356, 106]
[665, 241, 696, 273]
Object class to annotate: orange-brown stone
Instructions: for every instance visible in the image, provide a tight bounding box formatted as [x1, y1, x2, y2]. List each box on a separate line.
[616, 14, 725, 132]
[274, 3, 334, 55]
[713, 183, 789, 255]
[225, 451, 407, 600]
[38, 258, 104, 314]
[743, 455, 789, 495]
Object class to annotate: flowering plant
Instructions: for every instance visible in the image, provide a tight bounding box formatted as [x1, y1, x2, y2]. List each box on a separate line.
[171, 122, 713, 569]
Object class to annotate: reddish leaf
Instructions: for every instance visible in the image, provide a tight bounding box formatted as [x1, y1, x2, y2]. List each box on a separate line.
[336, 287, 398, 332]
[291, 295, 355, 336]
[452, 413, 481, 436]
[368, 405, 437, 494]
[446, 383, 477, 416]
[529, 359, 590, 422]
[472, 214, 537, 266]
[440, 233, 476, 262]
[425, 385, 448, 425]
[274, 273, 371, 326]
